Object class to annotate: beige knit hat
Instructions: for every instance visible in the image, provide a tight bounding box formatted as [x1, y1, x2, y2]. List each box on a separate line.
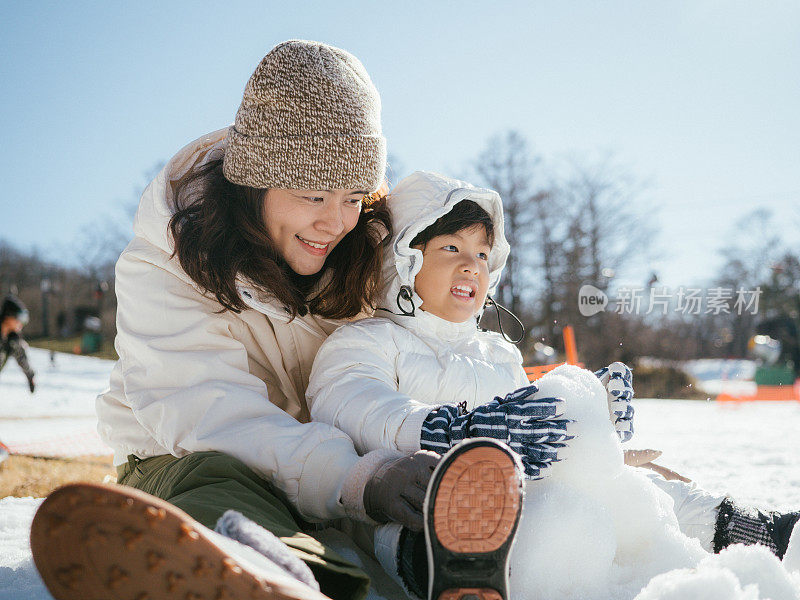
[223, 40, 387, 192]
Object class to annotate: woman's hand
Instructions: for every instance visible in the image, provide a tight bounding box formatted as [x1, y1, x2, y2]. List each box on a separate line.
[363, 450, 440, 531]
[623, 448, 692, 482]
[595, 362, 634, 442]
[339, 449, 440, 530]
[623, 448, 661, 466]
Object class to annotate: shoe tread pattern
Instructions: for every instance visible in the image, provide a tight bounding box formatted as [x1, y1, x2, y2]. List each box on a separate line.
[433, 446, 521, 553]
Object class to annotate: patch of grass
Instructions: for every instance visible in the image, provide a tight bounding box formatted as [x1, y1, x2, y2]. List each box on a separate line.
[633, 364, 707, 400]
[27, 336, 118, 361]
[0, 454, 116, 498]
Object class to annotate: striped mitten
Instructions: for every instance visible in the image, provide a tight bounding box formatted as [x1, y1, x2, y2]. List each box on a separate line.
[419, 383, 573, 478]
[595, 362, 635, 442]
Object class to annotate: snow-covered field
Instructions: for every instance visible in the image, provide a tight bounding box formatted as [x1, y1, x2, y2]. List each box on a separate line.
[1, 350, 799, 599]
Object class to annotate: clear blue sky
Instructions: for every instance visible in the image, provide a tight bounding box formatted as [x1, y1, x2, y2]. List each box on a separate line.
[1, 1, 798, 288]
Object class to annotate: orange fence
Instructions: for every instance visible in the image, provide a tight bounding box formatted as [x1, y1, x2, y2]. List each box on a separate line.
[717, 383, 800, 402]
[524, 325, 582, 382]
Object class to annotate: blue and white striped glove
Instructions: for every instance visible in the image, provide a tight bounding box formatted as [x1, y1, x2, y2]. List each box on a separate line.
[419, 384, 573, 479]
[595, 361, 634, 443]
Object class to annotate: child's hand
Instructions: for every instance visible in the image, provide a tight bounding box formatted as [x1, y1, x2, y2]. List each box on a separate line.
[595, 362, 634, 442]
[623, 448, 661, 466]
[419, 383, 574, 479]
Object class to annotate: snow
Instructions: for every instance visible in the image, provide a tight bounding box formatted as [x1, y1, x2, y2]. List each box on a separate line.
[1, 351, 800, 599]
[509, 365, 800, 600]
[0, 348, 113, 418]
[0, 497, 44, 600]
[0, 348, 112, 456]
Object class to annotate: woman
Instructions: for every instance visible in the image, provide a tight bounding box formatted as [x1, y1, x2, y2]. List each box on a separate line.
[31, 40, 440, 600]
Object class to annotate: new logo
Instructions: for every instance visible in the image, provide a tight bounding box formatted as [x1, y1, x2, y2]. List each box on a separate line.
[578, 284, 608, 317]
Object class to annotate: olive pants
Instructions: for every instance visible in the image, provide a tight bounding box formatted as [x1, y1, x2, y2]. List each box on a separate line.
[117, 451, 371, 600]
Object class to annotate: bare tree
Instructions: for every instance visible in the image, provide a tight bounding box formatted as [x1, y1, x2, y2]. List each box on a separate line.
[711, 209, 783, 357]
[473, 131, 547, 321]
[544, 157, 653, 365]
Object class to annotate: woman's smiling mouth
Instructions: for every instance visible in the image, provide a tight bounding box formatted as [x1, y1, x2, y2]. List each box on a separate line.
[296, 235, 331, 255]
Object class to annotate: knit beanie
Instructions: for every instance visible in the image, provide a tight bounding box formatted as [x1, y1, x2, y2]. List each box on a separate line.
[223, 40, 387, 192]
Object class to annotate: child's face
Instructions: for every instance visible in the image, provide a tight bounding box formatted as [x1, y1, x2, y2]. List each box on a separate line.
[413, 225, 491, 323]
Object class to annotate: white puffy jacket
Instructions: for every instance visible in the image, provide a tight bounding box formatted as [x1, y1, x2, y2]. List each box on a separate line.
[96, 129, 377, 522]
[307, 171, 530, 455]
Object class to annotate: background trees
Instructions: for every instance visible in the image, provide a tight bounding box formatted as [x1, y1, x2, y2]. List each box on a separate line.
[469, 130, 798, 371]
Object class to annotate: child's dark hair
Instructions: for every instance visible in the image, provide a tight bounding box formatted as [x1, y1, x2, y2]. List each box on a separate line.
[410, 199, 494, 250]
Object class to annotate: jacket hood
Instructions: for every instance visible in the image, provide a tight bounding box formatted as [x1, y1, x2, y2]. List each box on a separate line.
[380, 171, 509, 316]
[133, 128, 230, 256]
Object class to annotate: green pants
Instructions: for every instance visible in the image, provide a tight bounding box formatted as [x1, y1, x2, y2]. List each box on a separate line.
[117, 451, 370, 600]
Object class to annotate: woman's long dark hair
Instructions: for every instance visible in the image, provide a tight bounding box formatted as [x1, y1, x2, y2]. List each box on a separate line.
[168, 157, 390, 320]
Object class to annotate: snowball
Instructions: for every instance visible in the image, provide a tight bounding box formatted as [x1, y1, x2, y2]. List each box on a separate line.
[535, 366, 623, 485]
[510, 480, 615, 598]
[633, 567, 760, 600]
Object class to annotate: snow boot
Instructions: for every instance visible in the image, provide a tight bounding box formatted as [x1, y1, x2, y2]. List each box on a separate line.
[424, 438, 524, 600]
[713, 497, 800, 559]
[30, 482, 331, 600]
[373, 522, 427, 599]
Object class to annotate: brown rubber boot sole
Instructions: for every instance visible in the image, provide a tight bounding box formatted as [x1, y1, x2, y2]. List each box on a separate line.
[424, 439, 523, 600]
[30, 482, 332, 600]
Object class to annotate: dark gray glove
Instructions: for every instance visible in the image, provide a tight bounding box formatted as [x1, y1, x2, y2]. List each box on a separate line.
[363, 450, 440, 531]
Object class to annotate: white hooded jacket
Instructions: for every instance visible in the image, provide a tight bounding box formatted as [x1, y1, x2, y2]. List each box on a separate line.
[96, 129, 381, 522]
[307, 171, 530, 455]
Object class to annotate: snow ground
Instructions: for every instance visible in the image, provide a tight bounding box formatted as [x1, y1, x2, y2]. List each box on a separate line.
[1, 350, 799, 598]
[0, 348, 111, 456]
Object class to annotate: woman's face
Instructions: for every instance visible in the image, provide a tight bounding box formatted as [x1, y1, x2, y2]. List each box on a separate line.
[263, 189, 366, 275]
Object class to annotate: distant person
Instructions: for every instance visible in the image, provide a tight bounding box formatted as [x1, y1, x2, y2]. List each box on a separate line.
[0, 295, 35, 393]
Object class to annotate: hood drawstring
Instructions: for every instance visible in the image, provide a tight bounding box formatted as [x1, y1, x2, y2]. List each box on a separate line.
[396, 285, 416, 317]
[375, 285, 417, 317]
[482, 295, 525, 344]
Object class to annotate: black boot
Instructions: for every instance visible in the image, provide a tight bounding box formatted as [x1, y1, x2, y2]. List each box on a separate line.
[713, 497, 800, 559]
[423, 439, 524, 600]
[396, 527, 428, 599]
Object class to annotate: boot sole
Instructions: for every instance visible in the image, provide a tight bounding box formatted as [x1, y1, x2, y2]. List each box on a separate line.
[30, 482, 331, 600]
[424, 439, 523, 600]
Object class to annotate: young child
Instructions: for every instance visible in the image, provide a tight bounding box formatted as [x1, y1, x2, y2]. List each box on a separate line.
[306, 171, 799, 595]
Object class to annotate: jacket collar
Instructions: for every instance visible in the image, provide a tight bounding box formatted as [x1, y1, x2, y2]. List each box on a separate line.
[380, 308, 479, 344]
[133, 128, 230, 257]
